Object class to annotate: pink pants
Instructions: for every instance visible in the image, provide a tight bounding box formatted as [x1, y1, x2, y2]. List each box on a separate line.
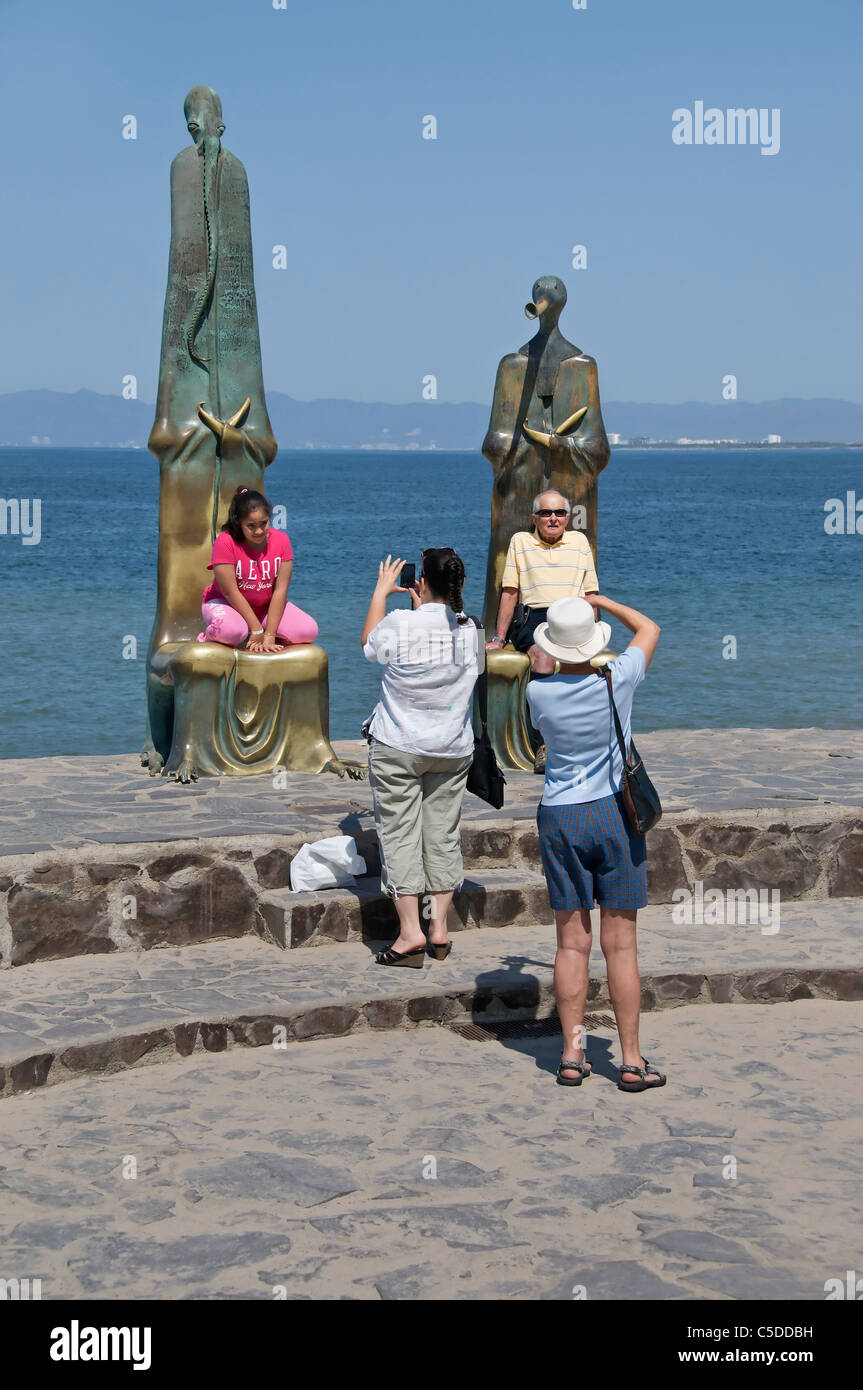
[199, 600, 319, 646]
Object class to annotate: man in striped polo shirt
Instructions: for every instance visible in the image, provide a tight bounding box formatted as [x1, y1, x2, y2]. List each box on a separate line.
[486, 489, 600, 770]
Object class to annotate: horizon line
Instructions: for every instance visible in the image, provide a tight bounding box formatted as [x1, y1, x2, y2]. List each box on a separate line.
[3, 387, 863, 410]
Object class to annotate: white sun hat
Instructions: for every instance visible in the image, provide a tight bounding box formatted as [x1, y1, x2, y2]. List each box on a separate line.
[533, 596, 612, 663]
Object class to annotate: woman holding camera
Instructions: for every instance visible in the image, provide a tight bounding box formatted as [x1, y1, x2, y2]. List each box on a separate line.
[362, 548, 479, 967]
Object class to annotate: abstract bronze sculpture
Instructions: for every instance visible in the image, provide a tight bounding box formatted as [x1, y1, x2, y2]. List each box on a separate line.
[480, 276, 611, 768]
[143, 86, 360, 782]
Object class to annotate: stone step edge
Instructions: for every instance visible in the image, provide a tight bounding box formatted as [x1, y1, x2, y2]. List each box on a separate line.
[3, 805, 861, 970]
[1, 869, 552, 970]
[257, 872, 550, 950]
[3, 803, 861, 878]
[2, 962, 861, 1100]
[3, 801, 861, 875]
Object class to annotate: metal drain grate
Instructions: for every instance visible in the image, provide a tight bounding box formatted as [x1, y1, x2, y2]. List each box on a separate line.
[449, 1013, 615, 1043]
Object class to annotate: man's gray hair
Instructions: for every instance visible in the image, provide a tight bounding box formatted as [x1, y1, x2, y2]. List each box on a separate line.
[532, 492, 571, 514]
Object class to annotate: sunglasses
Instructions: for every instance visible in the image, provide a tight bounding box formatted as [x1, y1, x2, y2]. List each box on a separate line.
[535, 509, 569, 518]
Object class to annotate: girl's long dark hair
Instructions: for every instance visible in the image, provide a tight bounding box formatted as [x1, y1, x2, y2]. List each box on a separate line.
[222, 487, 271, 541]
[421, 547, 469, 624]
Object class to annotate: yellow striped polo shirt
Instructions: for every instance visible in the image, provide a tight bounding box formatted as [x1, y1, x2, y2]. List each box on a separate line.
[500, 530, 598, 608]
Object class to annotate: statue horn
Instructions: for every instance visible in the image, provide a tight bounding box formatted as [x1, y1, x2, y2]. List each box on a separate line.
[555, 405, 589, 435]
[197, 401, 224, 438]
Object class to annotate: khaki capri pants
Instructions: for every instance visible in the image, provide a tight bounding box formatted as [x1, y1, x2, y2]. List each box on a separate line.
[368, 740, 474, 897]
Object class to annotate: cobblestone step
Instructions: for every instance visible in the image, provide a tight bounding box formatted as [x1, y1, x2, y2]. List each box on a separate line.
[4, 801, 862, 969]
[1, 900, 860, 1099]
[258, 869, 550, 950]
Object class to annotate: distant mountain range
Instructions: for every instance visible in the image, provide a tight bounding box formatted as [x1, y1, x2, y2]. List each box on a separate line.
[2, 388, 862, 448]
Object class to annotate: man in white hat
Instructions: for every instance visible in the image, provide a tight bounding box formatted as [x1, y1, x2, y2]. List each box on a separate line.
[525, 592, 666, 1094]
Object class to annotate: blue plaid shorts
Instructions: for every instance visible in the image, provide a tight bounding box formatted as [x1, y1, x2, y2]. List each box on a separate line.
[537, 792, 648, 911]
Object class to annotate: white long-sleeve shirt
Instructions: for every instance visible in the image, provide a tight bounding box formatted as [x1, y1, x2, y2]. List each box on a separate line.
[363, 604, 479, 757]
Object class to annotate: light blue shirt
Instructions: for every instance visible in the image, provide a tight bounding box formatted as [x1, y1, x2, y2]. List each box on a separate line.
[526, 646, 647, 805]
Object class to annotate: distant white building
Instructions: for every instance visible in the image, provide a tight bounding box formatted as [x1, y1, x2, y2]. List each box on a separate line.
[763, 434, 781, 444]
[608, 432, 622, 445]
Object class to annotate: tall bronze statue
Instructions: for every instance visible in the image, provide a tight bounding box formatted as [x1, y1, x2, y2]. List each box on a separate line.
[143, 86, 359, 782]
[479, 276, 611, 769]
[481, 275, 610, 628]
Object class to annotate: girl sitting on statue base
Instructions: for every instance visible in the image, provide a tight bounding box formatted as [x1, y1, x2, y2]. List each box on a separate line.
[198, 487, 319, 652]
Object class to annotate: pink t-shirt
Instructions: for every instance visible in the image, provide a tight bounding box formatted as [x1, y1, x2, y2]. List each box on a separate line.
[202, 528, 294, 617]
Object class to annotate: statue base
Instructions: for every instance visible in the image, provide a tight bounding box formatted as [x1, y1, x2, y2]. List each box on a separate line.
[144, 641, 359, 782]
[483, 650, 535, 771]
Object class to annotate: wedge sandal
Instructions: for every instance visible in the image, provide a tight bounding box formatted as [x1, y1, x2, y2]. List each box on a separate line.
[375, 944, 426, 968]
[427, 941, 452, 961]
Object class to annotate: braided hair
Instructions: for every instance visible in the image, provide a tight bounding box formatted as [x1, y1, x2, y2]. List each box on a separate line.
[421, 547, 469, 624]
[222, 486, 271, 541]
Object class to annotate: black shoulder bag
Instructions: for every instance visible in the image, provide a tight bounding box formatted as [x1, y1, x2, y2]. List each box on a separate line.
[599, 664, 661, 834]
[466, 618, 506, 809]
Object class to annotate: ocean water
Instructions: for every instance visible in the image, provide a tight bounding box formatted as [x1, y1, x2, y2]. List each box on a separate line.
[1, 446, 861, 759]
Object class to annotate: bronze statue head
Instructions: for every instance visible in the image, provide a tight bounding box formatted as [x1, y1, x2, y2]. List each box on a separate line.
[525, 275, 568, 329]
[183, 86, 225, 149]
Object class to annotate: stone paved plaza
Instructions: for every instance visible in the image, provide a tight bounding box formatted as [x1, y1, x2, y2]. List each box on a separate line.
[0, 999, 860, 1300]
[2, 729, 861, 856]
[0, 729, 861, 1300]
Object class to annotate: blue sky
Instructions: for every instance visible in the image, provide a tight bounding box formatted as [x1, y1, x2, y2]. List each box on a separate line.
[1, 0, 860, 404]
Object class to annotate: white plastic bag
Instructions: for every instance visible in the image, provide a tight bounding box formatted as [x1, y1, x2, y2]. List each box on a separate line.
[289, 835, 367, 893]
